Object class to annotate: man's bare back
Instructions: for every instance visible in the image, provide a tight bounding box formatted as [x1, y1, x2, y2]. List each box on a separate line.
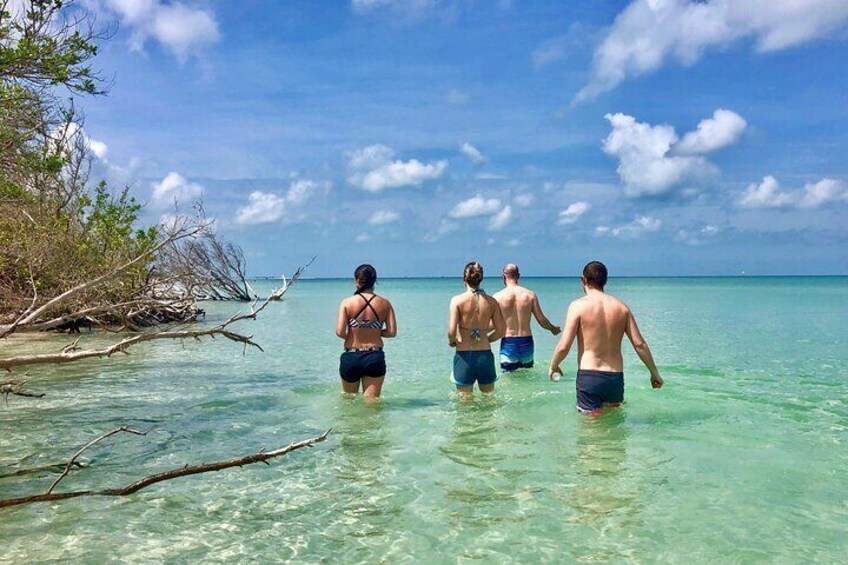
[493, 285, 560, 337]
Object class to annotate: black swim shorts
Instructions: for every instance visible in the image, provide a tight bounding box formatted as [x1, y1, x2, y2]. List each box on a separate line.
[576, 369, 624, 412]
[339, 349, 386, 383]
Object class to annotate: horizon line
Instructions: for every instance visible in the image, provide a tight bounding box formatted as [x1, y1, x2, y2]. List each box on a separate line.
[248, 274, 848, 280]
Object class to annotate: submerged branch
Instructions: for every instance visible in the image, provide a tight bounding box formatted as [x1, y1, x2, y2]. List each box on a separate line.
[0, 428, 332, 509]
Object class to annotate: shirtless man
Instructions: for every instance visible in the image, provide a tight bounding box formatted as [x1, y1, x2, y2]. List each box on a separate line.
[493, 264, 560, 371]
[548, 261, 663, 414]
[447, 261, 506, 395]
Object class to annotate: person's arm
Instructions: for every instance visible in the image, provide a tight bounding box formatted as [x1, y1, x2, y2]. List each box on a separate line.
[381, 302, 397, 338]
[335, 301, 348, 339]
[548, 302, 579, 381]
[625, 309, 663, 389]
[447, 298, 459, 347]
[531, 293, 561, 336]
[488, 300, 506, 343]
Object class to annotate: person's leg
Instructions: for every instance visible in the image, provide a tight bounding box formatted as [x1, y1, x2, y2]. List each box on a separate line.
[478, 351, 498, 394]
[499, 337, 519, 372]
[576, 370, 604, 415]
[340, 351, 362, 394]
[341, 379, 360, 394]
[453, 352, 475, 397]
[362, 376, 385, 399]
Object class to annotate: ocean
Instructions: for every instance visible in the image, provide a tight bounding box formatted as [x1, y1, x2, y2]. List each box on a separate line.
[1, 277, 846, 562]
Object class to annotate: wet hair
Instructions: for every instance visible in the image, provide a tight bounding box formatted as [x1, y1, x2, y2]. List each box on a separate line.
[464, 261, 484, 288]
[354, 264, 377, 294]
[582, 261, 608, 289]
[502, 263, 520, 280]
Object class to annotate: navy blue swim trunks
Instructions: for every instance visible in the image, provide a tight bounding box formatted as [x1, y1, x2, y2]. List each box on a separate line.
[452, 350, 498, 387]
[499, 336, 534, 371]
[576, 369, 624, 413]
[339, 349, 386, 383]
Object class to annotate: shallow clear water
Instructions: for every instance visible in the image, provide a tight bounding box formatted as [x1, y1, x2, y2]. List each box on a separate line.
[1, 277, 846, 563]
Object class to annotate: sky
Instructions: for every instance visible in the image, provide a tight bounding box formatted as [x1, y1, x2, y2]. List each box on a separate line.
[63, 0, 848, 277]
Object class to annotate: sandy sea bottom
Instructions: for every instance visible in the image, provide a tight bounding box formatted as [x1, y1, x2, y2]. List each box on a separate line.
[1, 277, 846, 563]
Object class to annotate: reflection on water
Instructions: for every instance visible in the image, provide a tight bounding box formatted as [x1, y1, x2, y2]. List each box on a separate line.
[569, 410, 644, 527]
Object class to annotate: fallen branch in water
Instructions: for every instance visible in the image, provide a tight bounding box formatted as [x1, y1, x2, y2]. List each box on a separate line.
[1, 381, 45, 401]
[47, 426, 148, 494]
[0, 428, 331, 509]
[0, 258, 314, 372]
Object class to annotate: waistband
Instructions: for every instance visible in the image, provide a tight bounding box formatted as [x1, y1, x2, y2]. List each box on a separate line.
[577, 369, 623, 378]
[344, 347, 383, 353]
[501, 335, 533, 344]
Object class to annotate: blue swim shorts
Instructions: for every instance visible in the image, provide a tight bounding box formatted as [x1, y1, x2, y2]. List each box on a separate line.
[576, 369, 624, 413]
[499, 336, 534, 371]
[452, 350, 498, 387]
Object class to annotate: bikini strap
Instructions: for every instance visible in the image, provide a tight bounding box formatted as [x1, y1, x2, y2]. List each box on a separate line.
[352, 293, 382, 322]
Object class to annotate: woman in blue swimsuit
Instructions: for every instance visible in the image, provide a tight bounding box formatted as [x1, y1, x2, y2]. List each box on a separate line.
[335, 264, 397, 399]
[447, 262, 506, 396]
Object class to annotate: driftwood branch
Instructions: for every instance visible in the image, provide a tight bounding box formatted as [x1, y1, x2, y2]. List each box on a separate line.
[47, 426, 148, 494]
[1, 381, 45, 401]
[0, 428, 331, 509]
[0, 222, 203, 339]
[0, 258, 314, 372]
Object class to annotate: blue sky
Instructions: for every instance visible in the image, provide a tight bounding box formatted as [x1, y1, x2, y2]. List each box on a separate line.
[73, 0, 848, 277]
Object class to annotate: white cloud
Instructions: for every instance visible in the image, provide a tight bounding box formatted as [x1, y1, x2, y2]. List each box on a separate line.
[799, 178, 847, 209]
[596, 215, 662, 238]
[476, 172, 507, 180]
[575, 0, 848, 103]
[96, 0, 220, 60]
[602, 111, 746, 196]
[446, 89, 470, 105]
[677, 224, 720, 245]
[346, 144, 448, 192]
[235, 191, 286, 225]
[506, 238, 521, 248]
[369, 210, 401, 225]
[286, 179, 329, 205]
[355, 233, 372, 242]
[449, 195, 503, 218]
[532, 36, 569, 68]
[460, 142, 486, 165]
[424, 218, 460, 242]
[737, 176, 795, 208]
[150, 172, 203, 206]
[674, 109, 747, 155]
[514, 193, 535, 207]
[558, 201, 592, 225]
[738, 176, 847, 209]
[488, 205, 513, 231]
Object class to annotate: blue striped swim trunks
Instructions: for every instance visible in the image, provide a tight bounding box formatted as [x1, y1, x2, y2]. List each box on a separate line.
[499, 336, 534, 371]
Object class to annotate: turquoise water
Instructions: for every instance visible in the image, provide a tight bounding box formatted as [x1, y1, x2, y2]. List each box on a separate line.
[1, 277, 846, 562]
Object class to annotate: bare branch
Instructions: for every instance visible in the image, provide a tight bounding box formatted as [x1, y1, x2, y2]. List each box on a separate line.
[0, 429, 332, 509]
[48, 426, 148, 494]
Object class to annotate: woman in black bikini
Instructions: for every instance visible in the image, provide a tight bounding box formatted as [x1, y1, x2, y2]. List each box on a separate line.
[335, 264, 397, 399]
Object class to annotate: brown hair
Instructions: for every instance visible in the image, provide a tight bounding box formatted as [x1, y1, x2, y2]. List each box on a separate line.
[582, 260, 608, 289]
[464, 261, 483, 287]
[354, 264, 377, 293]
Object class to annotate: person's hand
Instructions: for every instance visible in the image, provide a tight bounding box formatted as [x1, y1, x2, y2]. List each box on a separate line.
[549, 365, 563, 382]
[448, 339, 457, 348]
[550, 325, 561, 336]
[651, 373, 664, 389]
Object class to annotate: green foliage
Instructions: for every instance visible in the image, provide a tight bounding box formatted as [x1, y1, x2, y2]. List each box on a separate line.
[0, 1, 159, 321]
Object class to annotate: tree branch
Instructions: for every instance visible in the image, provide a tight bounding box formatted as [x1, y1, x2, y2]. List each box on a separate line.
[0, 428, 331, 509]
[47, 426, 148, 494]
